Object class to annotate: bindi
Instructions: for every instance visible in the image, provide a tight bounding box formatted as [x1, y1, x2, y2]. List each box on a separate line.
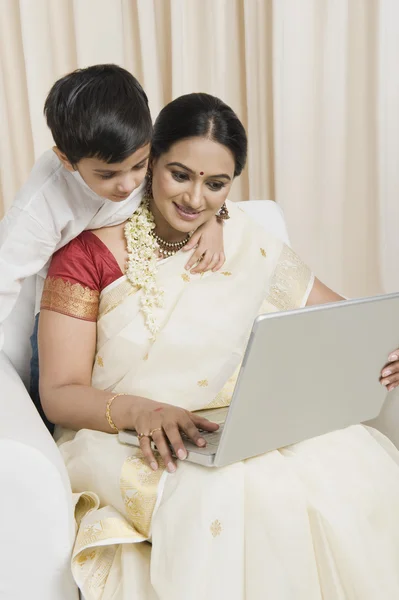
[199, 171, 204, 176]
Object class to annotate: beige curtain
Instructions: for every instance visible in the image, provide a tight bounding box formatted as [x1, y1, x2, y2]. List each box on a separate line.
[0, 0, 398, 298]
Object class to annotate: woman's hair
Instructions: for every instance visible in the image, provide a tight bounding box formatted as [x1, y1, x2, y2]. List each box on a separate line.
[44, 64, 153, 165]
[151, 93, 247, 177]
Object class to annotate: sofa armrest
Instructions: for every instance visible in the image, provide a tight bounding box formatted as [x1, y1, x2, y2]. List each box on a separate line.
[237, 200, 291, 246]
[0, 351, 78, 599]
[1, 351, 67, 477]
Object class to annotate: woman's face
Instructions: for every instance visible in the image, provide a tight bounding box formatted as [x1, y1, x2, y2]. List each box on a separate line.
[150, 137, 235, 236]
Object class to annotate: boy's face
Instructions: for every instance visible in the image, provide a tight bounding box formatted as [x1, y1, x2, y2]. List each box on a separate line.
[54, 144, 150, 201]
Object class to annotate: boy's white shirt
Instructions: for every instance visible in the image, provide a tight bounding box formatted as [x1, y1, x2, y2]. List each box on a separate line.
[0, 149, 144, 349]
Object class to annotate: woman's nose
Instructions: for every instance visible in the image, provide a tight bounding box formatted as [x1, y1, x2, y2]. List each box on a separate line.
[187, 183, 202, 208]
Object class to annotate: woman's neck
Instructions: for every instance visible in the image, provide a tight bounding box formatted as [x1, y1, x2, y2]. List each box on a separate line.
[149, 199, 189, 243]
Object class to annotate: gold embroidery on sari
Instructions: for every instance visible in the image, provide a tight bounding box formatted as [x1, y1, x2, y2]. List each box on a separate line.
[203, 366, 240, 409]
[197, 379, 209, 387]
[74, 491, 99, 529]
[74, 516, 145, 553]
[210, 520, 222, 537]
[260, 248, 267, 257]
[181, 273, 190, 282]
[73, 544, 118, 598]
[76, 549, 96, 565]
[96, 355, 104, 367]
[73, 515, 146, 593]
[41, 277, 99, 321]
[120, 453, 165, 538]
[98, 279, 139, 320]
[86, 546, 116, 594]
[266, 245, 312, 311]
[221, 271, 232, 276]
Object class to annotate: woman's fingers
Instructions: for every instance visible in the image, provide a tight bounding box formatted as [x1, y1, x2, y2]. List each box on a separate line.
[162, 422, 189, 460]
[136, 413, 159, 471]
[380, 358, 399, 390]
[190, 413, 220, 432]
[151, 428, 176, 473]
[135, 408, 220, 472]
[138, 435, 158, 471]
[381, 371, 399, 391]
[180, 417, 207, 448]
[381, 360, 399, 377]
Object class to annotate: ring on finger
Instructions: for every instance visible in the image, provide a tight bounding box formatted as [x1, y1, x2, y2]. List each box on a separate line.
[149, 427, 163, 437]
[138, 432, 151, 440]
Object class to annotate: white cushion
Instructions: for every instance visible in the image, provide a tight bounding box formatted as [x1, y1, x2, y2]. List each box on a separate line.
[0, 351, 78, 600]
[3, 275, 36, 387]
[237, 200, 290, 246]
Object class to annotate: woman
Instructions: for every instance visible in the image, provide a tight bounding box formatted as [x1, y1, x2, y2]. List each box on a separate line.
[39, 93, 399, 600]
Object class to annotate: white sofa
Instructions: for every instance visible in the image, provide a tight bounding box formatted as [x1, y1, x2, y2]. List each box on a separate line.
[1, 200, 398, 600]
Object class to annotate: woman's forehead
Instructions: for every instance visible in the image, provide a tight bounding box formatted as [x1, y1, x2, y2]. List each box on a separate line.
[162, 137, 235, 175]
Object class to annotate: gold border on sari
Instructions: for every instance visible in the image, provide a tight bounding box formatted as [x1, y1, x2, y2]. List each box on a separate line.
[41, 277, 99, 321]
[120, 453, 166, 538]
[98, 279, 139, 320]
[266, 245, 313, 311]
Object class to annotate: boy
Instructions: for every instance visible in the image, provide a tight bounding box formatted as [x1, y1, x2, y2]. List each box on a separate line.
[0, 64, 224, 429]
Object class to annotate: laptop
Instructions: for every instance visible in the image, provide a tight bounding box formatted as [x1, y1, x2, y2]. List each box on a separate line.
[119, 293, 399, 467]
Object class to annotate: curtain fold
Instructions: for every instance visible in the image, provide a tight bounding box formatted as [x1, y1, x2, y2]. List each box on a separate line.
[0, 0, 398, 297]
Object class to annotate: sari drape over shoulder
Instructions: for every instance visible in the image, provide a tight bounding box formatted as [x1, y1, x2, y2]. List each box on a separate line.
[44, 202, 399, 600]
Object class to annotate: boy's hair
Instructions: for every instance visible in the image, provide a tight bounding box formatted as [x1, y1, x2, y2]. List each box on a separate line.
[44, 64, 152, 165]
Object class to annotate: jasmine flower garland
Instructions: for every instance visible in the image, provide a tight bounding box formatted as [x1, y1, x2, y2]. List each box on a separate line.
[124, 200, 164, 339]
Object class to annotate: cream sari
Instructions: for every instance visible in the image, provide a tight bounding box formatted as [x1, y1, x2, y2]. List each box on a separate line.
[58, 202, 399, 600]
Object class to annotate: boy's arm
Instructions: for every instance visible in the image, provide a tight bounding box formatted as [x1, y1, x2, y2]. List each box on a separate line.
[0, 207, 58, 349]
[183, 216, 225, 274]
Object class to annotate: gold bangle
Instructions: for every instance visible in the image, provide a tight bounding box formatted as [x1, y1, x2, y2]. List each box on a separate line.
[105, 393, 126, 432]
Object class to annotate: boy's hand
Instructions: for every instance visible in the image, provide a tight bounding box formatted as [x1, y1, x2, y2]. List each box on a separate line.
[183, 216, 225, 274]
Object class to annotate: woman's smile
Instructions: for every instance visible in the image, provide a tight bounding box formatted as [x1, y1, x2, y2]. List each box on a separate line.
[173, 201, 202, 221]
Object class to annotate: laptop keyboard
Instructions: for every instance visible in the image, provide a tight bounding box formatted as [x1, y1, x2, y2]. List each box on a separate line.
[196, 424, 224, 446]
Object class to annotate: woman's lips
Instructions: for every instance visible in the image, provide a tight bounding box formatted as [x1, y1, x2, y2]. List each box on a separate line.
[173, 202, 201, 221]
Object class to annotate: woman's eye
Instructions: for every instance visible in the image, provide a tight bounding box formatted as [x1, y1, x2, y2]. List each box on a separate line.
[172, 171, 189, 182]
[100, 173, 115, 180]
[207, 181, 225, 192]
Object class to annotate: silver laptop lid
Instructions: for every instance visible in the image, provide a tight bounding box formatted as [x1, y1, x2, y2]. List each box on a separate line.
[214, 293, 399, 467]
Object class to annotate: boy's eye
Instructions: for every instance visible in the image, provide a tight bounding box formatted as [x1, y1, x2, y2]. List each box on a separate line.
[172, 171, 189, 182]
[207, 181, 225, 192]
[99, 173, 115, 180]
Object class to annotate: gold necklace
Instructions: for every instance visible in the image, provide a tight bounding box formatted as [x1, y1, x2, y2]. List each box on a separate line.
[151, 231, 190, 256]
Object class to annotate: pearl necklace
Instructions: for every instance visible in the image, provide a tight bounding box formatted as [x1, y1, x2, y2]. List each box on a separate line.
[152, 231, 190, 256]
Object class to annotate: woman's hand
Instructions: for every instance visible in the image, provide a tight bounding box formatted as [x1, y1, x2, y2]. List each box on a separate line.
[182, 216, 225, 274]
[380, 349, 399, 391]
[130, 397, 219, 473]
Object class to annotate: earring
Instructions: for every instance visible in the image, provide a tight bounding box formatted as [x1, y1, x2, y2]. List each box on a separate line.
[216, 202, 230, 220]
[144, 170, 153, 200]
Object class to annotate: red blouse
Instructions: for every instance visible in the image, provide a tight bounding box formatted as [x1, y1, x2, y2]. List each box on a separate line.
[41, 231, 123, 321]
